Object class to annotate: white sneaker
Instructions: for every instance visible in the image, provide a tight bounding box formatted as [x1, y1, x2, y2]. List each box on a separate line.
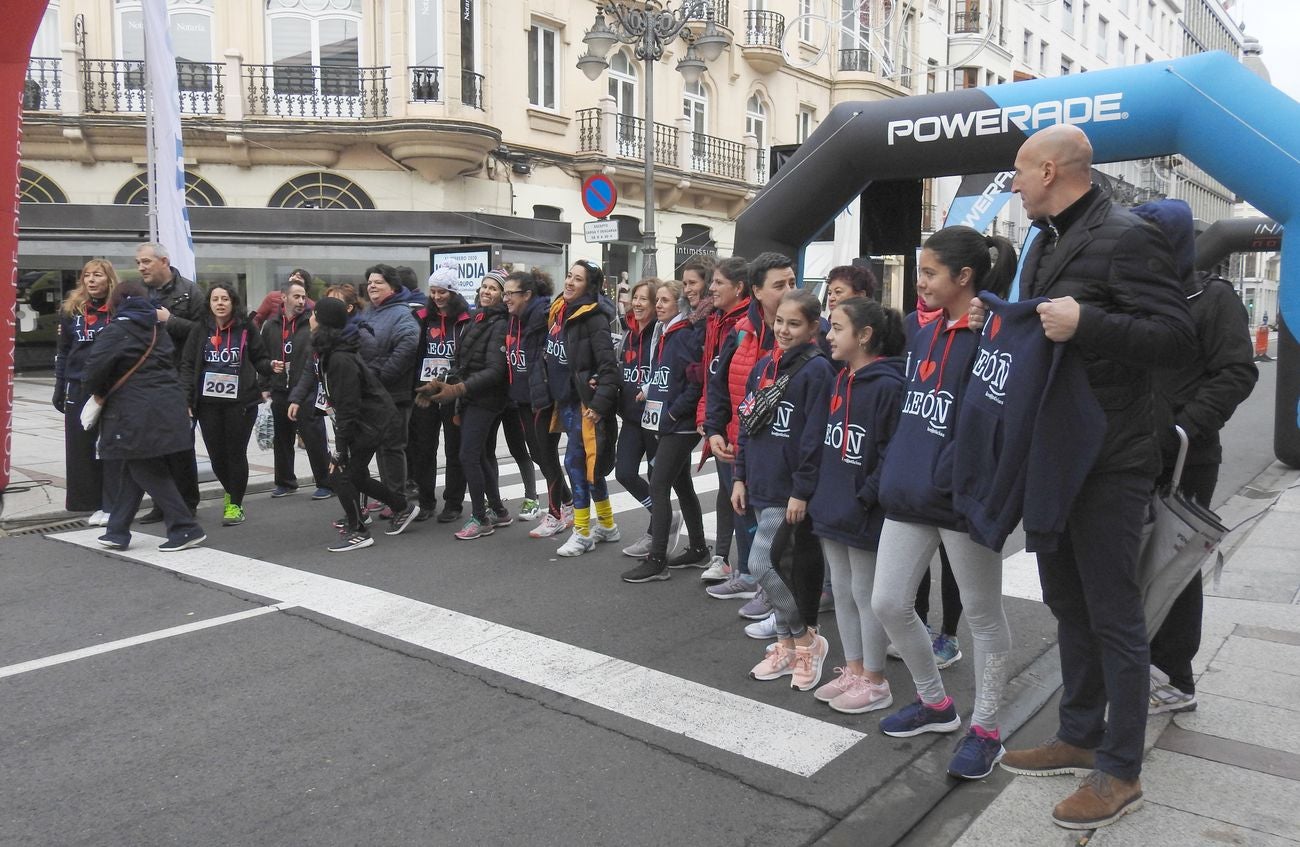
[745, 613, 777, 640]
[518, 498, 542, 521]
[562, 503, 575, 528]
[557, 530, 595, 557]
[668, 511, 683, 553]
[87, 510, 111, 527]
[622, 532, 653, 558]
[530, 513, 567, 538]
[592, 523, 621, 543]
[700, 555, 731, 582]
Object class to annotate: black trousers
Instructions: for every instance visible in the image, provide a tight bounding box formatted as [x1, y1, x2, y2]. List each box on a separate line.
[648, 432, 705, 558]
[376, 404, 411, 503]
[195, 402, 257, 507]
[103, 456, 201, 546]
[164, 445, 200, 513]
[271, 393, 331, 490]
[519, 405, 571, 518]
[460, 404, 505, 521]
[62, 379, 120, 512]
[495, 404, 537, 500]
[409, 401, 465, 511]
[332, 441, 405, 533]
[616, 412, 656, 511]
[1037, 471, 1152, 781]
[1149, 462, 1218, 696]
[916, 545, 964, 637]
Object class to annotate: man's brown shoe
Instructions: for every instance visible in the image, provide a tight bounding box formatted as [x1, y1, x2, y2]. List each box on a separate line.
[1052, 770, 1143, 829]
[1000, 736, 1095, 776]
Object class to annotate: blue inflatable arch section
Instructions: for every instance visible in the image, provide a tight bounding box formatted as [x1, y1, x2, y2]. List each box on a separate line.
[734, 51, 1300, 467]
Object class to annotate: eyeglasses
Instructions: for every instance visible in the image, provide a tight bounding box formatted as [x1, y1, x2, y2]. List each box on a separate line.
[502, 289, 525, 297]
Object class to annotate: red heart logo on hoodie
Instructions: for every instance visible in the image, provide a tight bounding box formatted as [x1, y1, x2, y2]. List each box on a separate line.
[918, 360, 937, 382]
[989, 314, 1002, 339]
[830, 394, 843, 414]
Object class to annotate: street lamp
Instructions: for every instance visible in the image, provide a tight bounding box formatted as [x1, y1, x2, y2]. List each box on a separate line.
[578, 1, 731, 277]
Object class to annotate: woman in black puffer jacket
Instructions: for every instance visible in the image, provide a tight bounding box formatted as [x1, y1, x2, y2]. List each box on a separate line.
[416, 278, 510, 541]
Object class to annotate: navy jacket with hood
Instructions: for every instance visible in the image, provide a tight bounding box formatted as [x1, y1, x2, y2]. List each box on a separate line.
[617, 312, 655, 422]
[810, 356, 906, 550]
[878, 313, 981, 530]
[506, 293, 551, 407]
[356, 287, 420, 406]
[539, 291, 620, 418]
[641, 313, 703, 435]
[951, 293, 1106, 552]
[734, 342, 834, 510]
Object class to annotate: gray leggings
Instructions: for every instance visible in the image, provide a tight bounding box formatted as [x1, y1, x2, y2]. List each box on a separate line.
[749, 507, 806, 640]
[822, 539, 889, 673]
[871, 519, 1011, 730]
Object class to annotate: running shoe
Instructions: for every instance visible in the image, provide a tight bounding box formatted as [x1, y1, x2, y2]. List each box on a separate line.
[621, 532, 653, 558]
[436, 506, 463, 524]
[738, 587, 772, 620]
[518, 498, 542, 520]
[557, 530, 595, 557]
[386, 503, 420, 536]
[744, 613, 777, 640]
[530, 513, 567, 538]
[700, 556, 731, 582]
[271, 486, 297, 498]
[829, 677, 894, 715]
[222, 503, 245, 526]
[454, 517, 494, 540]
[87, 510, 110, 527]
[706, 574, 758, 600]
[947, 728, 1005, 780]
[813, 667, 859, 703]
[750, 643, 795, 680]
[158, 529, 207, 552]
[1149, 679, 1198, 715]
[592, 523, 621, 543]
[490, 508, 514, 528]
[666, 544, 710, 569]
[96, 535, 127, 550]
[332, 510, 372, 531]
[562, 502, 575, 528]
[621, 556, 670, 583]
[790, 633, 829, 691]
[879, 698, 962, 738]
[933, 633, 963, 670]
[311, 487, 334, 500]
[328, 531, 374, 552]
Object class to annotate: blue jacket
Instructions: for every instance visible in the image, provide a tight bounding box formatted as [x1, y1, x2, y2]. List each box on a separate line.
[55, 299, 111, 385]
[617, 313, 655, 421]
[357, 291, 420, 406]
[810, 356, 906, 550]
[878, 313, 981, 530]
[951, 293, 1107, 552]
[507, 294, 550, 407]
[734, 343, 834, 510]
[642, 313, 703, 435]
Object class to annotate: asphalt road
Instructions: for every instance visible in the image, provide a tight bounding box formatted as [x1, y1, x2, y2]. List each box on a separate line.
[0, 357, 1282, 847]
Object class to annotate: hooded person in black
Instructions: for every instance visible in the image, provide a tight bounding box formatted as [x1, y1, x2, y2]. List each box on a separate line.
[312, 296, 419, 551]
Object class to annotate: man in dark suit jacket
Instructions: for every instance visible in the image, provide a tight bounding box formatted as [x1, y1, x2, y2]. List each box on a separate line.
[988, 125, 1197, 831]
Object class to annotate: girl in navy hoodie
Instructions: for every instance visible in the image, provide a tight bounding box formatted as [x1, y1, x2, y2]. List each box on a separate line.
[809, 297, 907, 714]
[613, 279, 659, 557]
[621, 280, 709, 583]
[871, 226, 1018, 781]
[733, 289, 836, 692]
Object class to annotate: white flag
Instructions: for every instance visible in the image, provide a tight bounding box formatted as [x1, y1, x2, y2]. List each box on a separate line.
[143, 0, 196, 280]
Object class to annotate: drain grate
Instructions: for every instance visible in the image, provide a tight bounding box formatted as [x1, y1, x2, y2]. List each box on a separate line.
[3, 518, 89, 537]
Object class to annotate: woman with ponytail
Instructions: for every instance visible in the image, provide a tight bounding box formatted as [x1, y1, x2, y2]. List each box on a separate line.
[871, 227, 1020, 781]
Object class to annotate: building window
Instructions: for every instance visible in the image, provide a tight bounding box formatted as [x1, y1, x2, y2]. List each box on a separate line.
[1097, 16, 1108, 59]
[683, 78, 708, 138]
[528, 22, 559, 110]
[268, 172, 374, 210]
[797, 106, 815, 142]
[410, 0, 441, 71]
[1023, 29, 1033, 59]
[533, 204, 563, 221]
[953, 67, 979, 89]
[33, 1, 60, 58]
[1061, 55, 1073, 75]
[117, 0, 215, 92]
[1081, 1, 1090, 46]
[1061, 0, 1074, 36]
[926, 58, 938, 93]
[609, 50, 638, 154]
[1146, 0, 1155, 35]
[1038, 40, 1048, 74]
[266, 0, 362, 97]
[115, 170, 226, 207]
[798, 0, 813, 42]
[19, 167, 68, 204]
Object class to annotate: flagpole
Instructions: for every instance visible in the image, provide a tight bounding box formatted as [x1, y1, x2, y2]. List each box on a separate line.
[143, 8, 159, 243]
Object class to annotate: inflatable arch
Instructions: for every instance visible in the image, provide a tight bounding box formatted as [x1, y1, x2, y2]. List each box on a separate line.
[1195, 217, 1283, 272]
[734, 51, 1300, 468]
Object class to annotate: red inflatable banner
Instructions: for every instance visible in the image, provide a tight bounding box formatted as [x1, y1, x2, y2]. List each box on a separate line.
[2, 1, 50, 493]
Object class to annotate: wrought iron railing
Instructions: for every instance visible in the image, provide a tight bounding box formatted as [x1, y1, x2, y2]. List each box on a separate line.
[81, 59, 224, 114]
[755, 146, 769, 185]
[243, 64, 389, 118]
[461, 69, 485, 110]
[652, 120, 677, 165]
[686, 0, 729, 29]
[577, 108, 602, 152]
[577, 108, 677, 166]
[952, 9, 982, 33]
[24, 57, 61, 111]
[839, 49, 875, 73]
[744, 10, 784, 48]
[690, 133, 745, 181]
[410, 66, 443, 102]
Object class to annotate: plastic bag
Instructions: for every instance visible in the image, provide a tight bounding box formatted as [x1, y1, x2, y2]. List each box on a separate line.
[80, 396, 102, 430]
[255, 400, 275, 451]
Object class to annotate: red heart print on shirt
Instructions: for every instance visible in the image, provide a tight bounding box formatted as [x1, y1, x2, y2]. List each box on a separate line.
[918, 360, 937, 382]
[830, 394, 843, 413]
[989, 314, 1002, 339]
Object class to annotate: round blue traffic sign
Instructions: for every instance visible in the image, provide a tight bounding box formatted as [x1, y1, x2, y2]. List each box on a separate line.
[581, 174, 618, 219]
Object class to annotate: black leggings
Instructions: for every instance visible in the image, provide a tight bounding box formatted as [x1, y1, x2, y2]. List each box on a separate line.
[409, 401, 464, 510]
[616, 413, 656, 513]
[332, 441, 405, 532]
[915, 545, 964, 637]
[196, 402, 257, 506]
[520, 405, 571, 518]
[460, 404, 505, 521]
[493, 404, 537, 500]
[648, 432, 704, 558]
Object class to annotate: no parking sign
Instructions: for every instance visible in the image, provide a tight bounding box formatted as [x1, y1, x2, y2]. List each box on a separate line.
[581, 174, 618, 219]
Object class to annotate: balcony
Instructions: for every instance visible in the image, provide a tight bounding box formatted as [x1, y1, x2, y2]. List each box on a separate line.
[243, 64, 389, 119]
[686, 0, 730, 29]
[953, 9, 982, 33]
[577, 108, 675, 166]
[410, 66, 443, 102]
[742, 10, 785, 74]
[81, 59, 225, 115]
[754, 146, 769, 186]
[688, 133, 745, 181]
[461, 69, 485, 111]
[839, 49, 876, 73]
[24, 57, 61, 112]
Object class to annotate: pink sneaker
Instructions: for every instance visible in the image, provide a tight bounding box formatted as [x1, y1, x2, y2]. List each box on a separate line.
[829, 676, 894, 715]
[454, 517, 494, 540]
[529, 513, 566, 538]
[790, 634, 829, 691]
[749, 643, 795, 680]
[813, 666, 860, 703]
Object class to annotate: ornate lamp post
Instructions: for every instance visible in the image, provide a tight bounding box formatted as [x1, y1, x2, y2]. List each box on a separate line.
[578, 2, 730, 277]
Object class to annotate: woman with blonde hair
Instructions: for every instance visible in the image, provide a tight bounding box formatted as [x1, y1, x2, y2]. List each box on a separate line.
[54, 259, 121, 523]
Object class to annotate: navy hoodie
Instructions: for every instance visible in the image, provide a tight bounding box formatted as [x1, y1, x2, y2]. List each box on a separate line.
[641, 313, 703, 435]
[617, 313, 655, 421]
[506, 294, 550, 406]
[878, 313, 981, 530]
[734, 342, 834, 510]
[951, 293, 1107, 552]
[810, 356, 906, 550]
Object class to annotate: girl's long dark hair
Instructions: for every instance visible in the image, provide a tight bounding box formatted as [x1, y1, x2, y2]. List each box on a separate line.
[923, 226, 1018, 298]
[835, 296, 906, 357]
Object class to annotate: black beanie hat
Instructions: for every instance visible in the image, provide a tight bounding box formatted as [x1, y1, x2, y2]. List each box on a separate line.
[314, 296, 348, 329]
